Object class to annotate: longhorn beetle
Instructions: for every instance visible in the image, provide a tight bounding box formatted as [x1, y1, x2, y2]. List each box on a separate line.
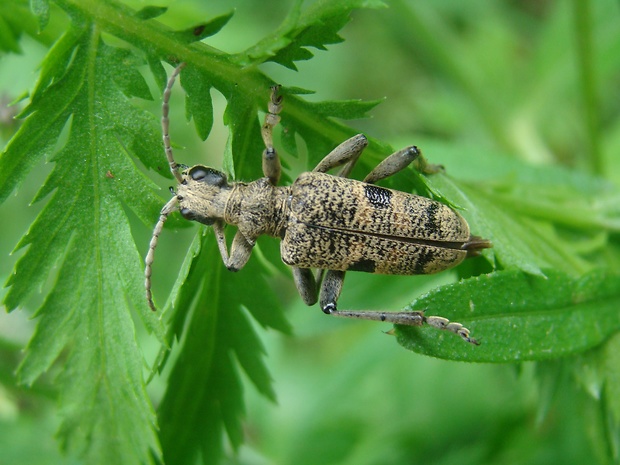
[145, 63, 492, 344]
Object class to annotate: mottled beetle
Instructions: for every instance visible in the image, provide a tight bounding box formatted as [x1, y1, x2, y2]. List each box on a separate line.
[145, 63, 492, 344]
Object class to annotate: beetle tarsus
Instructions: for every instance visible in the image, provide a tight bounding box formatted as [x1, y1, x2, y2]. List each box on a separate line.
[424, 315, 480, 345]
[323, 308, 478, 344]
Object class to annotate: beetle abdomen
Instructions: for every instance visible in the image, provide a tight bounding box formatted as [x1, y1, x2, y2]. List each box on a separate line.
[280, 172, 471, 275]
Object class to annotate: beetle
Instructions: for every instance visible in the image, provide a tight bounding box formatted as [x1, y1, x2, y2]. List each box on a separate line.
[145, 63, 492, 344]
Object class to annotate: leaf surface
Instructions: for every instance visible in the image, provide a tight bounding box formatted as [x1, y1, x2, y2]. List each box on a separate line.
[0, 24, 165, 464]
[396, 268, 620, 362]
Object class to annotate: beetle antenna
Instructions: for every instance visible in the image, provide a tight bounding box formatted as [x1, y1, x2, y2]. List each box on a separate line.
[145, 196, 179, 311]
[162, 62, 186, 183]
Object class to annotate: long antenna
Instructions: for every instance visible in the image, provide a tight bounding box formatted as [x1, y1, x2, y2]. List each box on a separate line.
[145, 196, 178, 311]
[145, 62, 186, 311]
[162, 62, 186, 183]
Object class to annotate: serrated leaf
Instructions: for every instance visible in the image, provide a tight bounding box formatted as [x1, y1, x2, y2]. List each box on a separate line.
[396, 268, 620, 362]
[1, 26, 166, 464]
[236, 0, 386, 69]
[157, 231, 290, 465]
[105, 47, 152, 100]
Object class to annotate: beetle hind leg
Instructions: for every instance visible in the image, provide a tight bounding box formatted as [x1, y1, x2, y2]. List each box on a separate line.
[318, 271, 478, 344]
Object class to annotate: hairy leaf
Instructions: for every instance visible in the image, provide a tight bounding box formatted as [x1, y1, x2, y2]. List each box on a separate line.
[0, 23, 165, 464]
[396, 268, 620, 362]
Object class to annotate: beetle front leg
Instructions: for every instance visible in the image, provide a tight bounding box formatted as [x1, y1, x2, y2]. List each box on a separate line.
[319, 270, 478, 345]
[261, 85, 283, 185]
[213, 221, 254, 272]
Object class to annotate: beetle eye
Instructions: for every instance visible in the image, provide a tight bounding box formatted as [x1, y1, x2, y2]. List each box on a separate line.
[189, 167, 208, 180]
[180, 207, 215, 225]
[180, 207, 194, 220]
[188, 166, 227, 187]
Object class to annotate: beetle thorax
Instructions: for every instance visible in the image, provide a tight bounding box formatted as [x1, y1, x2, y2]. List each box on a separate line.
[223, 177, 290, 239]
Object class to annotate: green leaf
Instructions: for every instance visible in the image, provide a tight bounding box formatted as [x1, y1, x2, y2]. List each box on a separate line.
[157, 231, 290, 465]
[181, 64, 213, 141]
[396, 268, 620, 362]
[310, 97, 384, 120]
[236, 0, 387, 69]
[170, 11, 234, 44]
[1, 24, 165, 464]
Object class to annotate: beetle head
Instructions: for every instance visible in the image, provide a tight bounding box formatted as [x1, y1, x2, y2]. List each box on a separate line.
[176, 165, 231, 225]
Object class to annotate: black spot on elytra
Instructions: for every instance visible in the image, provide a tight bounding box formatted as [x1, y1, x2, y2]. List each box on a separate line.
[348, 258, 376, 273]
[414, 247, 436, 274]
[424, 202, 440, 234]
[364, 185, 392, 208]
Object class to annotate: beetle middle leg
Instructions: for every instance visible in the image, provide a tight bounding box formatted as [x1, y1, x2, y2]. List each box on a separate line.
[362, 145, 421, 184]
[312, 133, 369, 178]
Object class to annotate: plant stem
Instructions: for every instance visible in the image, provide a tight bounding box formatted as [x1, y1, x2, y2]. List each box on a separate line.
[572, 0, 603, 176]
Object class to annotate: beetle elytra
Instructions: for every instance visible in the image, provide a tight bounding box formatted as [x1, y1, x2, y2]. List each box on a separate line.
[145, 63, 492, 344]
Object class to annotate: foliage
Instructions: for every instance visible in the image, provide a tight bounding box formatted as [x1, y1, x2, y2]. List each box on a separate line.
[0, 0, 619, 464]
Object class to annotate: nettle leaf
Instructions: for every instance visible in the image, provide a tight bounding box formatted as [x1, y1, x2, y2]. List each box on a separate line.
[396, 268, 620, 362]
[157, 231, 291, 465]
[0, 24, 165, 464]
[236, 0, 387, 69]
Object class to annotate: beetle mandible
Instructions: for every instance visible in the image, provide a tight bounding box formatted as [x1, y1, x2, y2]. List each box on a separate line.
[145, 63, 492, 344]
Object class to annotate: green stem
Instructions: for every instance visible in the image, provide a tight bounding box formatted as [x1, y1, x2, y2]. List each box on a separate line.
[573, 0, 603, 176]
[50, 0, 392, 161]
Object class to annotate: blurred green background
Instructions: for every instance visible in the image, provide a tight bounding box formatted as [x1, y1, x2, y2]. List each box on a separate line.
[1, 0, 619, 463]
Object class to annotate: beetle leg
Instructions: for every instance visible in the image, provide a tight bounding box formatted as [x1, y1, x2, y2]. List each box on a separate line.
[226, 232, 255, 272]
[319, 269, 478, 344]
[261, 85, 283, 185]
[213, 221, 231, 263]
[213, 221, 254, 272]
[292, 267, 319, 306]
[318, 270, 346, 313]
[362, 146, 420, 184]
[312, 134, 368, 177]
